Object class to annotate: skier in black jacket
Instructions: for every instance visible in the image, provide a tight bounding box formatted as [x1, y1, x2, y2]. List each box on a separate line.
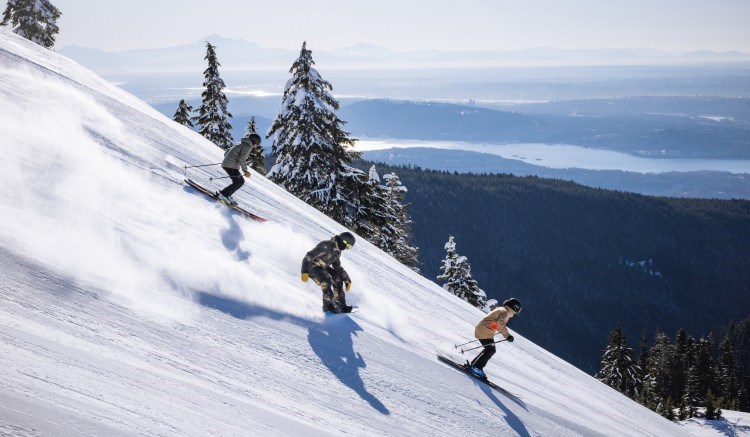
[301, 232, 356, 313]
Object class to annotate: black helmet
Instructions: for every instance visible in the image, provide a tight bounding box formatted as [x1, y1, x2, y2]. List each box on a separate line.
[338, 232, 356, 249]
[246, 133, 262, 146]
[503, 298, 522, 314]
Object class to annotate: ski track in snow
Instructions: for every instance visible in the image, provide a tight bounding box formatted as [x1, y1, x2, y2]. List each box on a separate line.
[0, 30, 702, 436]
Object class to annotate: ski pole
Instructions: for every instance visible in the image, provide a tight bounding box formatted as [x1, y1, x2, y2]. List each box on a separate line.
[460, 339, 508, 354]
[184, 162, 222, 169]
[454, 339, 480, 349]
[454, 332, 504, 349]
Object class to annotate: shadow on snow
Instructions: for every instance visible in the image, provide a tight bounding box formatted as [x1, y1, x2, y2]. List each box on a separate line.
[183, 184, 252, 261]
[476, 382, 530, 436]
[196, 292, 390, 415]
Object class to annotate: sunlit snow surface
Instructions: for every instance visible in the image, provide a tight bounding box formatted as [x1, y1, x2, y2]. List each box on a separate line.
[0, 30, 703, 436]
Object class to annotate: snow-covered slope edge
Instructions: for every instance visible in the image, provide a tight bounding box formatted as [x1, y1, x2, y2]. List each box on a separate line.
[0, 31, 685, 436]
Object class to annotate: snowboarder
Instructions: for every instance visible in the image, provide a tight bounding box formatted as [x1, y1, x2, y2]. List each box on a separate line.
[301, 232, 356, 313]
[217, 133, 261, 204]
[468, 298, 522, 378]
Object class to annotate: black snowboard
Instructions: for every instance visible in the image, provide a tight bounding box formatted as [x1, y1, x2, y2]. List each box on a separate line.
[325, 306, 360, 315]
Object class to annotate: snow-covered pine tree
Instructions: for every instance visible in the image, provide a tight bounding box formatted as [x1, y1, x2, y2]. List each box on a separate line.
[436, 235, 488, 310]
[672, 329, 692, 404]
[194, 42, 233, 149]
[1, 0, 60, 48]
[267, 41, 364, 223]
[346, 165, 390, 244]
[244, 117, 265, 173]
[683, 364, 700, 418]
[596, 323, 640, 398]
[636, 330, 650, 404]
[173, 99, 194, 128]
[717, 325, 740, 410]
[682, 336, 713, 417]
[381, 171, 419, 272]
[642, 332, 676, 409]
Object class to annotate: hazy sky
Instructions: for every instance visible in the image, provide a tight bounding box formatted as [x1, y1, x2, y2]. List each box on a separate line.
[51, 0, 750, 53]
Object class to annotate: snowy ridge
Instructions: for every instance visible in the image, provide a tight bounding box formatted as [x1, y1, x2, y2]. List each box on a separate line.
[0, 30, 689, 436]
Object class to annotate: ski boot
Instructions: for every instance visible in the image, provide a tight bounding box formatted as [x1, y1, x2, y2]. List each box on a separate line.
[468, 366, 486, 379]
[216, 192, 230, 204]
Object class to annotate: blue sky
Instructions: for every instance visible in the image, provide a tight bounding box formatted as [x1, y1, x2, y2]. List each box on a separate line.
[52, 0, 750, 52]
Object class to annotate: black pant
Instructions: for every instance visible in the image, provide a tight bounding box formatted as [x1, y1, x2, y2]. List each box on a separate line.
[309, 265, 347, 312]
[470, 338, 496, 370]
[219, 167, 244, 197]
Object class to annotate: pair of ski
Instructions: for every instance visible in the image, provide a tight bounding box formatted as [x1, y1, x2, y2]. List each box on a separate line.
[184, 178, 266, 222]
[436, 353, 519, 398]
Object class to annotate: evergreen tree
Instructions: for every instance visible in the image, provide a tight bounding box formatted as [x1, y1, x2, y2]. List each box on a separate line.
[596, 323, 640, 398]
[173, 99, 194, 128]
[683, 364, 700, 418]
[347, 165, 390, 243]
[717, 324, 740, 410]
[740, 379, 750, 413]
[354, 167, 420, 272]
[244, 117, 265, 173]
[194, 42, 233, 149]
[267, 41, 363, 223]
[683, 336, 713, 415]
[673, 329, 693, 402]
[1, 0, 60, 48]
[437, 236, 488, 310]
[677, 399, 688, 421]
[636, 330, 650, 404]
[661, 396, 676, 421]
[381, 171, 420, 272]
[643, 332, 675, 408]
[729, 317, 750, 413]
[704, 389, 722, 420]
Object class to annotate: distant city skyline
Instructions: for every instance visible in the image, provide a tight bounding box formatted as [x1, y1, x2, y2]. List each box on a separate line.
[49, 0, 750, 53]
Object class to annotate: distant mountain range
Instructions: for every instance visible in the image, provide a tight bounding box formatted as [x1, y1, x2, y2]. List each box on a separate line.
[59, 34, 750, 75]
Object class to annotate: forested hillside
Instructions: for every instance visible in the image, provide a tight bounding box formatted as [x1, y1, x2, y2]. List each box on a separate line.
[362, 163, 750, 372]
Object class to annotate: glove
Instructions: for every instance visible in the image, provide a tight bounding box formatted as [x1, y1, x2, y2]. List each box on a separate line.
[345, 281, 351, 292]
[506, 335, 515, 343]
[244, 171, 252, 178]
[301, 273, 309, 282]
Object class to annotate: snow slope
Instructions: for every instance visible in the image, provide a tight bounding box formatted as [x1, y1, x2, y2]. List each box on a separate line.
[0, 30, 688, 436]
[680, 410, 750, 436]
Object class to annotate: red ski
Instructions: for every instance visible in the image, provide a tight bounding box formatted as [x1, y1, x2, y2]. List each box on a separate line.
[184, 178, 267, 222]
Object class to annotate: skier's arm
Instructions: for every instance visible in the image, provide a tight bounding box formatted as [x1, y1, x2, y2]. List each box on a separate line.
[301, 253, 312, 282]
[496, 311, 511, 338]
[341, 269, 351, 290]
[331, 257, 351, 289]
[239, 144, 252, 174]
[498, 325, 510, 338]
[301, 242, 327, 281]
